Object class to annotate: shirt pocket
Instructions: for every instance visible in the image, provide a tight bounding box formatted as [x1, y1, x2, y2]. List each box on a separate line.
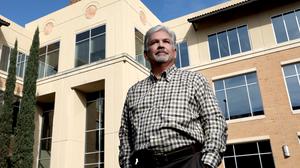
[129, 96, 154, 129]
[161, 89, 194, 125]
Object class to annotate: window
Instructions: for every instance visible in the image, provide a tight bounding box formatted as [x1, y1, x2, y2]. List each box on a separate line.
[208, 25, 251, 60]
[282, 62, 300, 110]
[214, 72, 263, 120]
[135, 29, 150, 69]
[0, 45, 28, 78]
[224, 140, 275, 168]
[85, 91, 104, 168]
[176, 41, 189, 68]
[75, 25, 106, 67]
[38, 103, 54, 168]
[0, 45, 11, 72]
[272, 9, 300, 43]
[297, 132, 300, 144]
[38, 42, 60, 79]
[16, 52, 28, 78]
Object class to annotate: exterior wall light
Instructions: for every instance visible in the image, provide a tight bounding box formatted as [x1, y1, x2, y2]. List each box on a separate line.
[282, 144, 290, 158]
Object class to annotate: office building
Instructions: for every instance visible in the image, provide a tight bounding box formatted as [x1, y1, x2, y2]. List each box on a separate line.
[0, 0, 300, 167]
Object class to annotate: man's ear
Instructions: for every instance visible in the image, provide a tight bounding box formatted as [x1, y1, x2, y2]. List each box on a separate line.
[144, 51, 149, 60]
[173, 47, 177, 58]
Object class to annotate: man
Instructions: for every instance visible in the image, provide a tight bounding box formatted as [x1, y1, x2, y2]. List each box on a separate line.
[119, 25, 227, 168]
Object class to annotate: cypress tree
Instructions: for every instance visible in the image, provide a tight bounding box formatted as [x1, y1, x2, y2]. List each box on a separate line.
[12, 28, 40, 168]
[0, 40, 18, 168]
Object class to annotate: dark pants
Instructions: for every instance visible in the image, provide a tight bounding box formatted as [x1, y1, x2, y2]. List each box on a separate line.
[133, 144, 205, 168]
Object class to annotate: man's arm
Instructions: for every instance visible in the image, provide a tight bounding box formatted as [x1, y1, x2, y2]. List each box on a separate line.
[119, 98, 133, 168]
[195, 75, 228, 168]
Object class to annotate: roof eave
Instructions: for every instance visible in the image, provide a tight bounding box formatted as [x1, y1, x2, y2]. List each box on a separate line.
[187, 0, 258, 30]
[0, 18, 10, 27]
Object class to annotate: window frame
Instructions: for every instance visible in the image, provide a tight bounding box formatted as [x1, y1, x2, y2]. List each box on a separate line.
[281, 61, 300, 113]
[176, 40, 190, 68]
[0, 44, 28, 78]
[38, 41, 60, 79]
[0, 44, 11, 72]
[84, 91, 105, 168]
[271, 8, 300, 44]
[38, 108, 54, 168]
[213, 71, 264, 120]
[208, 25, 252, 60]
[16, 51, 28, 78]
[223, 139, 276, 168]
[135, 28, 150, 69]
[75, 24, 106, 67]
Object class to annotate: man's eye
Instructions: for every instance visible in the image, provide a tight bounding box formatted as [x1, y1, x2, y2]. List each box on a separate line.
[150, 41, 158, 45]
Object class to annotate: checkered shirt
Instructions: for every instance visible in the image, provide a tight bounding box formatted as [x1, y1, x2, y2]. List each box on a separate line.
[119, 65, 227, 168]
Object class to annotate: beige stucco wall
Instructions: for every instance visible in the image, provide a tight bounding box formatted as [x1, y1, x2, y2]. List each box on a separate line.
[27, 1, 159, 166]
[1, 0, 156, 167]
[24, 0, 160, 73]
[36, 55, 148, 168]
[0, 15, 33, 53]
[0, 16, 33, 94]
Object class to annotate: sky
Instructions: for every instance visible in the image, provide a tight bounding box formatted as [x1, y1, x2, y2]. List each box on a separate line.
[0, 0, 227, 26]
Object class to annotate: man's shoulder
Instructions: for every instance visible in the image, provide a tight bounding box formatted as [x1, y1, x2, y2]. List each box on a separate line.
[127, 77, 150, 93]
[175, 69, 206, 80]
[174, 69, 210, 89]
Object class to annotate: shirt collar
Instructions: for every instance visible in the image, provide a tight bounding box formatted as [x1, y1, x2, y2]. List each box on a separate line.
[149, 65, 177, 82]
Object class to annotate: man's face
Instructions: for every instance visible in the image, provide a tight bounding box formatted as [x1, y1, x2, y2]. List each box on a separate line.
[145, 30, 176, 65]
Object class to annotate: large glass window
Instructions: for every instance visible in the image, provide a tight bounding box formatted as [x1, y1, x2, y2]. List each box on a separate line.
[208, 25, 251, 60]
[283, 62, 300, 110]
[0, 45, 28, 78]
[214, 72, 263, 120]
[272, 9, 300, 43]
[16, 52, 28, 78]
[224, 140, 275, 168]
[0, 45, 11, 72]
[85, 91, 104, 168]
[38, 42, 60, 79]
[38, 103, 54, 168]
[135, 29, 150, 69]
[76, 25, 106, 67]
[176, 41, 190, 68]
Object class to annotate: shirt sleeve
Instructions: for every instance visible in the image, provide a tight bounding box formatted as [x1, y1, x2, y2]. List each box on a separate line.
[119, 95, 133, 168]
[195, 75, 228, 168]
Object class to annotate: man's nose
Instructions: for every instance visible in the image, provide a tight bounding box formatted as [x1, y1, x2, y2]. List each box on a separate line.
[158, 41, 164, 48]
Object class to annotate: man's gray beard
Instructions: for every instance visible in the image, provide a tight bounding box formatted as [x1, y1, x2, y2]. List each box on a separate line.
[153, 54, 171, 63]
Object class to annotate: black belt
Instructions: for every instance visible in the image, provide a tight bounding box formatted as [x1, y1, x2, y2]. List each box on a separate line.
[133, 143, 202, 167]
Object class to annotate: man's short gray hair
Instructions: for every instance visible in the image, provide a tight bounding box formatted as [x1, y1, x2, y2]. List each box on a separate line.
[144, 25, 176, 52]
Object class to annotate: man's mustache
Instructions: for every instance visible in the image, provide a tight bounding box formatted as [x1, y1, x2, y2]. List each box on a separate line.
[155, 50, 168, 55]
